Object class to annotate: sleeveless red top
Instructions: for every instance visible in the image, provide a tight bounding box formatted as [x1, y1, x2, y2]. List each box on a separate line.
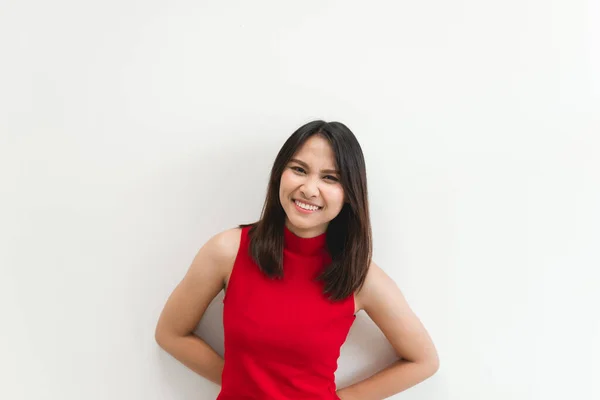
[217, 224, 356, 399]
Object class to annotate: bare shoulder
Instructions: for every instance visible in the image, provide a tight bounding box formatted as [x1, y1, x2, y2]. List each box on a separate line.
[356, 259, 413, 317]
[154, 226, 242, 341]
[207, 226, 242, 269]
[180, 225, 243, 296]
[355, 260, 388, 312]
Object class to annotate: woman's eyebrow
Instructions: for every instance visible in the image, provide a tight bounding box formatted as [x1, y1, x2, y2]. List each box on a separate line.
[289, 158, 339, 174]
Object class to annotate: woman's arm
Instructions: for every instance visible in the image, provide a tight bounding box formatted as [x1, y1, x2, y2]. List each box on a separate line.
[154, 228, 240, 386]
[337, 261, 439, 400]
[156, 333, 225, 385]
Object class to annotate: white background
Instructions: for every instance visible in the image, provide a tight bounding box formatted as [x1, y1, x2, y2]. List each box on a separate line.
[1, 1, 599, 399]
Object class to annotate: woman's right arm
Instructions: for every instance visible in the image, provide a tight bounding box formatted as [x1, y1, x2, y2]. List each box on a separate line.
[154, 227, 241, 386]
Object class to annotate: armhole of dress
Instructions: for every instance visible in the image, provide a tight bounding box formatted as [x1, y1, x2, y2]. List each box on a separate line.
[222, 226, 248, 304]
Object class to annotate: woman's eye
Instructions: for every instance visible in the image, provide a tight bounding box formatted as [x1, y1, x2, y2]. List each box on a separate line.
[290, 166, 338, 182]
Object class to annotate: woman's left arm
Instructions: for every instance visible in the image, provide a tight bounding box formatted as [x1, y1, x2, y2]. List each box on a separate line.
[337, 261, 440, 400]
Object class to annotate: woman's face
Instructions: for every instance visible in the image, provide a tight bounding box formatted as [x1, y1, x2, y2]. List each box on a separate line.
[279, 135, 346, 238]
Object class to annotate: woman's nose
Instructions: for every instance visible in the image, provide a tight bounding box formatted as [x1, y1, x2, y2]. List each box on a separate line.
[300, 176, 320, 198]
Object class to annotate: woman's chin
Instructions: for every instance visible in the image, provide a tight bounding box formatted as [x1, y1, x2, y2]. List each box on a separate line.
[287, 216, 312, 229]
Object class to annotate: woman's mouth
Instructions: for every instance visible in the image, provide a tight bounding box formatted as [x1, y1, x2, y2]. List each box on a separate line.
[293, 199, 322, 213]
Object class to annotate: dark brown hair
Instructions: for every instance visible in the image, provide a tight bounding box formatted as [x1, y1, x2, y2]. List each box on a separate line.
[239, 120, 372, 301]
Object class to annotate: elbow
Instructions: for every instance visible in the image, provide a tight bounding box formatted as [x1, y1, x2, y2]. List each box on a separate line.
[430, 360, 440, 376]
[408, 353, 439, 377]
[154, 329, 166, 349]
[154, 325, 174, 349]
[155, 326, 192, 350]
[420, 344, 440, 376]
[424, 354, 440, 376]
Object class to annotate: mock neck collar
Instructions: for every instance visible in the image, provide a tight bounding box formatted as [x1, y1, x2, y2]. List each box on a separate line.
[283, 224, 327, 256]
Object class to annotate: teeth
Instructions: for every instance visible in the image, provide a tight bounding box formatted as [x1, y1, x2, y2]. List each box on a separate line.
[295, 200, 320, 211]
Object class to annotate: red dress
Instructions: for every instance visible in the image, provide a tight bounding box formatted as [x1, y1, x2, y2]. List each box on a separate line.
[217, 224, 356, 399]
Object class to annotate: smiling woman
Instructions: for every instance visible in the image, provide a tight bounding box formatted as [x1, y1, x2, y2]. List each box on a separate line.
[154, 120, 439, 400]
[240, 121, 371, 302]
[280, 136, 347, 237]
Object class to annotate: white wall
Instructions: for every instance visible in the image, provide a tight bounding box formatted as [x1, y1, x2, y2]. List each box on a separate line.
[1, 1, 598, 399]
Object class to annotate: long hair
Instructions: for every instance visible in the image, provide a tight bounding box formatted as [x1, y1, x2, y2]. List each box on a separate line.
[238, 120, 372, 302]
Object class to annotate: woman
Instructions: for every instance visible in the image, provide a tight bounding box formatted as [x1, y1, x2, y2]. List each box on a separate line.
[155, 120, 439, 399]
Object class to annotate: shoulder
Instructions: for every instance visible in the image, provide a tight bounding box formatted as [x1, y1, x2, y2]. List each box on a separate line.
[206, 226, 243, 267]
[355, 260, 395, 312]
[154, 227, 244, 341]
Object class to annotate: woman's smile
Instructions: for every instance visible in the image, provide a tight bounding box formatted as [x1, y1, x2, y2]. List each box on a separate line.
[293, 199, 323, 213]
